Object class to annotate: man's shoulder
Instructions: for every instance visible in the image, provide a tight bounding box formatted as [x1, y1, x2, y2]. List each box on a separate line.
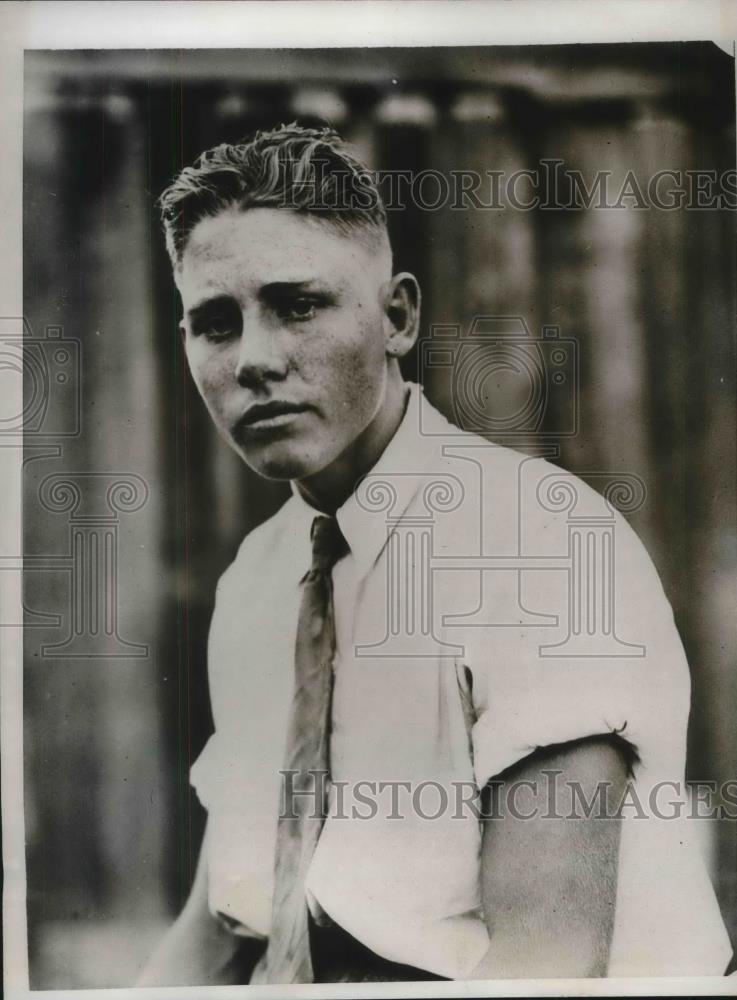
[506, 447, 652, 561]
[422, 411, 655, 570]
[417, 392, 576, 491]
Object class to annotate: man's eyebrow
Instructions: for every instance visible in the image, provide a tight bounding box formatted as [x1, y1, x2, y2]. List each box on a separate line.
[186, 294, 234, 322]
[260, 280, 327, 296]
[186, 282, 335, 323]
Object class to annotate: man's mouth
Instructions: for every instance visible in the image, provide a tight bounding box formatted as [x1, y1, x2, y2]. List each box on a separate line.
[236, 401, 312, 432]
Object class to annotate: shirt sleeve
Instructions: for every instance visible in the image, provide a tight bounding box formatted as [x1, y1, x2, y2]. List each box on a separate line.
[189, 732, 273, 938]
[189, 732, 221, 812]
[186, 523, 295, 939]
[468, 501, 691, 790]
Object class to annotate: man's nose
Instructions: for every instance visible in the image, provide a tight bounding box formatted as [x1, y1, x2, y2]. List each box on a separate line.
[234, 317, 288, 388]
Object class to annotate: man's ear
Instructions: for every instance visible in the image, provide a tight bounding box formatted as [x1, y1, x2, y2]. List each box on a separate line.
[382, 272, 421, 359]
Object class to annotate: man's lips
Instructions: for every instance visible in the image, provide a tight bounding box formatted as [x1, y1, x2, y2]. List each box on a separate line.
[235, 401, 312, 432]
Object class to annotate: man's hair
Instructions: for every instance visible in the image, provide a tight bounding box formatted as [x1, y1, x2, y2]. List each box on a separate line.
[158, 122, 388, 270]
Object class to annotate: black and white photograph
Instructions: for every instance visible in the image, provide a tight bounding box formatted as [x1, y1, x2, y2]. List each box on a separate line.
[3, 2, 737, 996]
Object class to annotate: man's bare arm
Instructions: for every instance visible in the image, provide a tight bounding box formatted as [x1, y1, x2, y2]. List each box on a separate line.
[469, 736, 629, 979]
[136, 824, 264, 986]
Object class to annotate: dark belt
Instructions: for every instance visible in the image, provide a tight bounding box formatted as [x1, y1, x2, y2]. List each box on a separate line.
[308, 911, 449, 983]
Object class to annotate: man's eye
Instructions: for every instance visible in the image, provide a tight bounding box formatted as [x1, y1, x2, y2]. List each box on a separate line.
[202, 315, 237, 341]
[280, 297, 317, 322]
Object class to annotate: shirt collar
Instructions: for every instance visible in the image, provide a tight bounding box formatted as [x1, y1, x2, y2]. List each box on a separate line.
[287, 382, 438, 580]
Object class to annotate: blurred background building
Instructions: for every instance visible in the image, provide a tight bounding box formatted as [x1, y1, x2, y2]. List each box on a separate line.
[22, 44, 736, 986]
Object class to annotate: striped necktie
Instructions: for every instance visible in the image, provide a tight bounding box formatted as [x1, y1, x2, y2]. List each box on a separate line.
[261, 514, 349, 984]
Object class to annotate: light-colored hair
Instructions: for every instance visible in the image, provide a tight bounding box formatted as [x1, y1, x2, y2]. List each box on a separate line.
[159, 122, 389, 270]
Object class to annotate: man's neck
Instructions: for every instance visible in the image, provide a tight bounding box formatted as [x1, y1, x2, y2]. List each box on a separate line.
[295, 372, 410, 515]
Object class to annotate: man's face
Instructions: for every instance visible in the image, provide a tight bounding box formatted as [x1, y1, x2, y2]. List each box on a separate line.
[176, 206, 393, 481]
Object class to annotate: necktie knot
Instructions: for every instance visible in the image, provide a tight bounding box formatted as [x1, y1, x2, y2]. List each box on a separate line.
[309, 515, 349, 575]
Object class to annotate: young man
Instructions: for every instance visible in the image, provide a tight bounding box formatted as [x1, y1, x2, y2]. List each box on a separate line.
[139, 124, 731, 985]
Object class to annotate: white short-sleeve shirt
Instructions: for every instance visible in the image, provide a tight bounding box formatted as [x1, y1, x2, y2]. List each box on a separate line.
[191, 382, 732, 978]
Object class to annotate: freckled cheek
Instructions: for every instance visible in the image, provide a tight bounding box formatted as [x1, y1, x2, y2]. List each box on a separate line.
[299, 337, 378, 409]
[310, 317, 383, 374]
[187, 351, 233, 417]
[347, 324, 387, 390]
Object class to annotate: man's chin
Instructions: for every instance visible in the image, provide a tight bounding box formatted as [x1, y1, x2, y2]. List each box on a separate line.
[237, 444, 323, 483]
